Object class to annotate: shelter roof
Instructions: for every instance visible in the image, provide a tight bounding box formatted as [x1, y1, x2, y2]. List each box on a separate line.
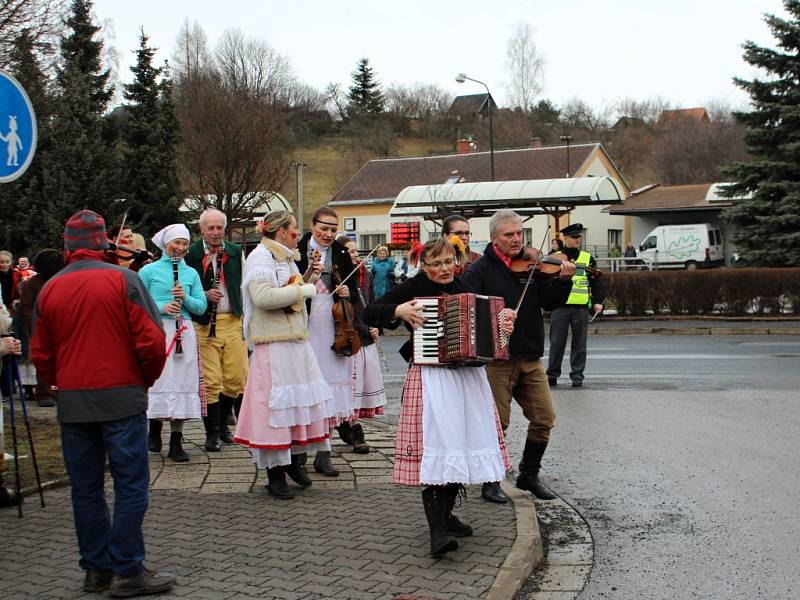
[391, 176, 625, 220]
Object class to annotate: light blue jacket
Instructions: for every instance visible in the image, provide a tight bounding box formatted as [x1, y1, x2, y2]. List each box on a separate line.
[139, 256, 207, 319]
[371, 257, 396, 299]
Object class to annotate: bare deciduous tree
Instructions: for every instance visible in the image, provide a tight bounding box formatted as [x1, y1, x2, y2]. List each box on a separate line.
[0, 0, 66, 67]
[174, 26, 293, 232]
[172, 18, 210, 78]
[505, 22, 544, 112]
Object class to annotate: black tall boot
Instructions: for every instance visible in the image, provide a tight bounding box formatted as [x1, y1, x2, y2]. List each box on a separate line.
[336, 422, 354, 445]
[516, 440, 557, 500]
[148, 419, 163, 453]
[0, 473, 21, 509]
[313, 450, 339, 477]
[234, 394, 243, 419]
[203, 403, 222, 452]
[421, 486, 458, 556]
[285, 453, 313, 487]
[444, 483, 473, 537]
[265, 466, 294, 499]
[218, 394, 235, 444]
[167, 431, 189, 463]
[350, 423, 370, 454]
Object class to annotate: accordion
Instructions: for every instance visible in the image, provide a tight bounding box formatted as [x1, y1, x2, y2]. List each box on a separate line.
[412, 293, 511, 366]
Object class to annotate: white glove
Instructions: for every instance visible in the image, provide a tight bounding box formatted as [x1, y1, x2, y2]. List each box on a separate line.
[300, 283, 316, 299]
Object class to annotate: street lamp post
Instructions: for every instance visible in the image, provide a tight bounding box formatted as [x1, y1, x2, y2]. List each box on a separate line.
[559, 134, 572, 177]
[455, 73, 495, 181]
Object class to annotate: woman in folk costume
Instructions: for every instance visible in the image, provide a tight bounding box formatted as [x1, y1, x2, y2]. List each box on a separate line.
[363, 238, 513, 557]
[233, 211, 333, 500]
[139, 224, 207, 462]
[296, 206, 362, 475]
[335, 236, 386, 454]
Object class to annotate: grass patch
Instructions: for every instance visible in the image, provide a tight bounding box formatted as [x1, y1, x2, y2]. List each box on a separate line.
[2, 404, 66, 491]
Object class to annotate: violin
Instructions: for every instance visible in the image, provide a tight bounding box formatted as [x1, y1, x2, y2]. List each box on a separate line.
[509, 250, 602, 279]
[106, 242, 154, 271]
[330, 264, 361, 357]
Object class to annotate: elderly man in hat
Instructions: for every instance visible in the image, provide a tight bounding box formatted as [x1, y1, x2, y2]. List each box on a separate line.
[31, 210, 175, 597]
[546, 223, 604, 388]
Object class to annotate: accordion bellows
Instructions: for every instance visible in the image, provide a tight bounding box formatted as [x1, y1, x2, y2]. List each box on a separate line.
[413, 293, 510, 366]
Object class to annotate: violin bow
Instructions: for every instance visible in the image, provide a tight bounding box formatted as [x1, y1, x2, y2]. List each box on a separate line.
[335, 242, 383, 289]
[514, 226, 551, 313]
[114, 210, 129, 246]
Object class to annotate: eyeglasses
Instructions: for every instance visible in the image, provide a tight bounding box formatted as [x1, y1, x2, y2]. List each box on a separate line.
[423, 258, 455, 268]
[451, 230, 471, 237]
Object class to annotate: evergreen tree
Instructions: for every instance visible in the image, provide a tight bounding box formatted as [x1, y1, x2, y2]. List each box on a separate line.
[723, 1, 800, 266]
[0, 30, 53, 255]
[41, 0, 119, 245]
[347, 57, 384, 116]
[120, 30, 180, 236]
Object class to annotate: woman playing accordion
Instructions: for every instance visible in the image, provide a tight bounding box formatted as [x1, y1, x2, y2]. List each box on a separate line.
[363, 238, 514, 557]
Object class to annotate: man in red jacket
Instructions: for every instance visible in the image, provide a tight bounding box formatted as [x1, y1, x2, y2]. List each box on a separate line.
[31, 210, 175, 598]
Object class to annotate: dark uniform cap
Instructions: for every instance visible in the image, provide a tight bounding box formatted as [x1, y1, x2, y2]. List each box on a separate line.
[561, 223, 584, 237]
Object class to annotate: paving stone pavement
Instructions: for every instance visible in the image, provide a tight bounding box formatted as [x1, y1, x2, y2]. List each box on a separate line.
[2, 420, 527, 600]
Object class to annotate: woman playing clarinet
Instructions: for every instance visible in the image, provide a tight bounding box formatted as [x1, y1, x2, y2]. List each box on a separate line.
[138, 224, 207, 462]
[363, 238, 514, 557]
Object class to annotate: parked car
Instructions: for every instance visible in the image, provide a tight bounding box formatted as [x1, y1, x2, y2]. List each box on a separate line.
[638, 223, 724, 269]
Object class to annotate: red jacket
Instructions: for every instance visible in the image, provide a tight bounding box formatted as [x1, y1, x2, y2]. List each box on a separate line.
[31, 251, 167, 423]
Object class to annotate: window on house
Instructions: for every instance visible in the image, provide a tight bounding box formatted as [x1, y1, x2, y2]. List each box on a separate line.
[607, 229, 622, 250]
[360, 233, 386, 252]
[523, 228, 533, 247]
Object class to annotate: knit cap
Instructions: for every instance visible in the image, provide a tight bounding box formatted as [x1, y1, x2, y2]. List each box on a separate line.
[64, 210, 109, 251]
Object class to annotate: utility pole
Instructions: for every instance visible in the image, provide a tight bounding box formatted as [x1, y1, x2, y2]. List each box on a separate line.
[560, 134, 573, 177]
[292, 161, 307, 231]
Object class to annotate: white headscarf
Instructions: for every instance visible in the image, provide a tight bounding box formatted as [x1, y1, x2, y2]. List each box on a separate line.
[151, 224, 191, 252]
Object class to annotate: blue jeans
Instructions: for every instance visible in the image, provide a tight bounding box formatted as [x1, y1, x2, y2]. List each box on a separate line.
[60, 412, 149, 576]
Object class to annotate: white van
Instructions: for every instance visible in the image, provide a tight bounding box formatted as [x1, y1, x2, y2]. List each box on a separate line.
[637, 223, 724, 269]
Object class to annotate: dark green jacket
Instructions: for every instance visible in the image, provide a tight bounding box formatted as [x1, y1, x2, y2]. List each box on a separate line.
[184, 240, 243, 324]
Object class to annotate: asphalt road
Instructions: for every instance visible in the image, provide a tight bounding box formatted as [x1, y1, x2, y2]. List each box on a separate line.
[377, 334, 800, 599]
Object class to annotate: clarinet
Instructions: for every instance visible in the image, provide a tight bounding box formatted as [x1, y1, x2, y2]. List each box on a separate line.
[171, 255, 184, 355]
[207, 246, 224, 338]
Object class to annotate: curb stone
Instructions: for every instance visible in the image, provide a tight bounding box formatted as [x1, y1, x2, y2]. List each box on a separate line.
[486, 481, 543, 600]
[517, 497, 594, 600]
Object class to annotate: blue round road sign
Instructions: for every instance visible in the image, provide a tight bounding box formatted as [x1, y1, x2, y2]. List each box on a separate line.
[0, 70, 37, 183]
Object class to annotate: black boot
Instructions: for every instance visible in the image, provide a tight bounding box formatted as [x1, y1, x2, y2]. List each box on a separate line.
[0, 474, 20, 509]
[313, 450, 339, 477]
[350, 423, 370, 454]
[481, 481, 508, 504]
[148, 419, 163, 453]
[203, 403, 222, 452]
[336, 422, 354, 445]
[265, 466, 294, 499]
[218, 394, 235, 443]
[421, 486, 458, 556]
[516, 440, 557, 500]
[444, 483, 473, 537]
[285, 453, 313, 487]
[234, 394, 243, 419]
[167, 431, 190, 463]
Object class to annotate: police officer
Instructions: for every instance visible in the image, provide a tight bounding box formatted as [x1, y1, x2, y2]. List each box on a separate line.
[547, 223, 604, 388]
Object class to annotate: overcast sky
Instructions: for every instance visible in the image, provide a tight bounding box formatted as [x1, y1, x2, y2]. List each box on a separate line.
[93, 0, 786, 112]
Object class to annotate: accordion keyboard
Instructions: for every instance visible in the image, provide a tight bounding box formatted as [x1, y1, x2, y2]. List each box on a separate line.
[412, 297, 443, 364]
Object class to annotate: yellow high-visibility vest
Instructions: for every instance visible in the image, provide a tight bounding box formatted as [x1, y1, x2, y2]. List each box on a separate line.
[566, 250, 592, 306]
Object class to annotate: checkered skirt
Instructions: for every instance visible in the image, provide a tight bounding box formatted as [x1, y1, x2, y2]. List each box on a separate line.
[393, 364, 511, 486]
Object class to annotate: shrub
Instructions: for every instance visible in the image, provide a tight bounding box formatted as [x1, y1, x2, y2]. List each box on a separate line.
[603, 269, 800, 316]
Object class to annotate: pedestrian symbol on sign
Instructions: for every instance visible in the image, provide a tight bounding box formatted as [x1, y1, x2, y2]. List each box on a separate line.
[0, 70, 37, 183]
[1, 115, 24, 167]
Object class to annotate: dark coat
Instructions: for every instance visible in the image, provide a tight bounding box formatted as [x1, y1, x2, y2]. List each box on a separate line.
[296, 233, 359, 315]
[459, 243, 573, 359]
[363, 271, 466, 363]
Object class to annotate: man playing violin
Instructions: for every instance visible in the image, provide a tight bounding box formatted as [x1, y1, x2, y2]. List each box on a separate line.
[296, 206, 361, 476]
[460, 209, 575, 503]
[546, 222, 604, 389]
[184, 209, 248, 452]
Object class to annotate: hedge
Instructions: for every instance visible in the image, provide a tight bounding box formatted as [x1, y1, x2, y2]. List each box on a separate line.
[602, 269, 800, 316]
